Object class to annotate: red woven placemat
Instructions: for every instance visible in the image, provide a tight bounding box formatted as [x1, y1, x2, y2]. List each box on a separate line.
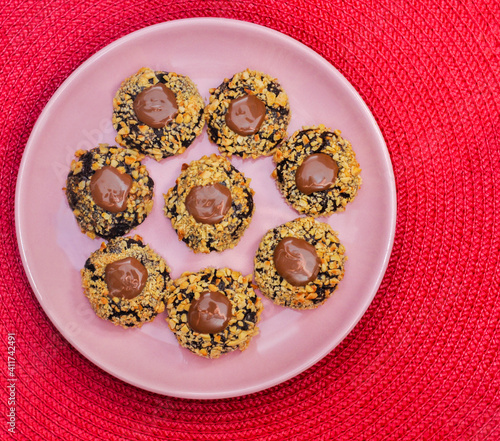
[2, 0, 499, 439]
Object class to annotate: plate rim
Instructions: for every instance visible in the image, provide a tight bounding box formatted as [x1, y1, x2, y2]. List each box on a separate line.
[15, 17, 397, 399]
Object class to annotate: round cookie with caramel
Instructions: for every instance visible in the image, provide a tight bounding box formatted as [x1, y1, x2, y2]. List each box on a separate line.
[65, 144, 154, 240]
[254, 217, 346, 309]
[163, 154, 255, 253]
[205, 69, 291, 158]
[166, 267, 263, 359]
[272, 125, 362, 216]
[81, 235, 171, 328]
[112, 67, 205, 161]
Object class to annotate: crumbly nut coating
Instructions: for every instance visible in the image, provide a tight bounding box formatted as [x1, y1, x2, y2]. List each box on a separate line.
[81, 235, 170, 328]
[112, 67, 205, 161]
[205, 69, 291, 158]
[254, 217, 346, 309]
[272, 125, 362, 216]
[166, 267, 263, 359]
[163, 154, 255, 253]
[65, 144, 154, 240]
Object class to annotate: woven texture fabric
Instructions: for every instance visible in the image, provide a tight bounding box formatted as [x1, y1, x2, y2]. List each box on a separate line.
[2, 0, 500, 439]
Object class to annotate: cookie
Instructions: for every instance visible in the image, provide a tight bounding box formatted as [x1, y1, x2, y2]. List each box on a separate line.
[254, 217, 346, 309]
[166, 267, 263, 359]
[81, 235, 170, 328]
[112, 67, 205, 161]
[65, 144, 154, 240]
[272, 125, 362, 216]
[163, 154, 255, 253]
[205, 69, 290, 158]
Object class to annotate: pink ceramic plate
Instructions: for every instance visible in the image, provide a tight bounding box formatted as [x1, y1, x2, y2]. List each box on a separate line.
[15, 18, 396, 399]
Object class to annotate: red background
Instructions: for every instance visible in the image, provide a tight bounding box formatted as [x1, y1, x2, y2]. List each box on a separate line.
[1, 0, 499, 439]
